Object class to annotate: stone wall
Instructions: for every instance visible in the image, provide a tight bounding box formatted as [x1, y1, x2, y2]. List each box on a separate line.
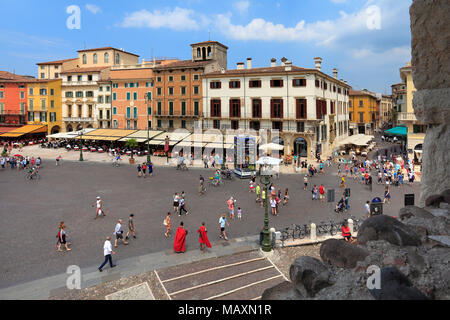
[410, 0, 450, 206]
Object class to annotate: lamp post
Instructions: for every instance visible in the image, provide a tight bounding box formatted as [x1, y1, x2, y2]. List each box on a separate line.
[260, 162, 273, 252]
[144, 93, 152, 164]
[79, 128, 84, 162]
[221, 129, 226, 171]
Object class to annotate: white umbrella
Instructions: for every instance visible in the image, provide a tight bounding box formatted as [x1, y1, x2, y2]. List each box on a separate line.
[259, 143, 284, 151]
[256, 156, 282, 166]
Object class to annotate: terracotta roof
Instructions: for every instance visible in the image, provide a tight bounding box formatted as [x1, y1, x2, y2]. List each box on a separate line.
[153, 59, 213, 70]
[0, 71, 35, 82]
[205, 65, 307, 76]
[349, 90, 377, 97]
[190, 41, 229, 49]
[61, 66, 109, 74]
[77, 47, 139, 57]
[37, 58, 78, 65]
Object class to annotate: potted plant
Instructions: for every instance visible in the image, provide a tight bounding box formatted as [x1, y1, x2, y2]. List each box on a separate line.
[125, 138, 138, 164]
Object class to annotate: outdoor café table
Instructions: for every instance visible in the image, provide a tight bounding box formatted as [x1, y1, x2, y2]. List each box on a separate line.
[82, 147, 88, 151]
[90, 147, 96, 152]
[126, 151, 132, 156]
[74, 146, 79, 151]
[98, 148, 104, 153]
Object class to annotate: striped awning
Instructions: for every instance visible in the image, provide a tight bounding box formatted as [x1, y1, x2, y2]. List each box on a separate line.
[0, 124, 47, 138]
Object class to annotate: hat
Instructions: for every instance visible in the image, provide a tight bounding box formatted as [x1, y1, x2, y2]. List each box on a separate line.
[97, 196, 100, 199]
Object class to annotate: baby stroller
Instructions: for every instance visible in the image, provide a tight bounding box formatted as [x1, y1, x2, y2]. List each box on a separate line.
[335, 198, 346, 213]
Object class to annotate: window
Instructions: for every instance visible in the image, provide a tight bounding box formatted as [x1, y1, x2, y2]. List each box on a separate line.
[316, 100, 327, 119]
[40, 73, 45, 79]
[98, 95, 104, 103]
[211, 99, 221, 117]
[252, 99, 262, 118]
[50, 89, 54, 96]
[213, 120, 220, 129]
[106, 95, 111, 103]
[113, 120, 118, 128]
[169, 102, 174, 115]
[76, 91, 83, 98]
[93, 53, 98, 64]
[133, 92, 137, 100]
[130, 83, 135, 88]
[270, 79, 284, 88]
[157, 102, 162, 115]
[324, 82, 328, 90]
[338, 87, 342, 94]
[113, 93, 117, 101]
[78, 105, 82, 116]
[272, 121, 283, 132]
[330, 101, 335, 114]
[229, 99, 241, 118]
[115, 53, 120, 64]
[28, 112, 33, 122]
[126, 92, 131, 100]
[113, 107, 117, 115]
[99, 110, 103, 120]
[29, 99, 33, 108]
[157, 77, 162, 82]
[296, 99, 307, 119]
[249, 80, 261, 88]
[55, 73, 59, 78]
[168, 87, 174, 95]
[293, 79, 306, 87]
[146, 92, 152, 101]
[297, 122, 305, 133]
[315, 80, 320, 88]
[86, 91, 94, 98]
[126, 107, 131, 118]
[194, 74, 199, 80]
[157, 119, 162, 128]
[250, 121, 260, 131]
[29, 88, 33, 95]
[181, 87, 186, 95]
[20, 92, 25, 99]
[181, 101, 186, 116]
[169, 76, 174, 82]
[229, 80, 240, 89]
[181, 120, 186, 129]
[148, 107, 151, 116]
[82, 54, 87, 64]
[88, 75, 93, 81]
[359, 112, 364, 123]
[78, 75, 82, 82]
[271, 99, 283, 118]
[125, 83, 128, 88]
[104, 52, 109, 63]
[133, 107, 138, 119]
[210, 81, 221, 89]
[359, 100, 363, 107]
[68, 76, 72, 82]
[136, 82, 139, 88]
[157, 88, 162, 96]
[231, 120, 239, 130]
[349, 100, 352, 108]
[88, 105, 92, 117]
[194, 101, 199, 116]
[40, 88, 47, 95]
[65, 92, 73, 98]
[181, 75, 186, 81]
[41, 66, 45, 70]
[333, 85, 337, 93]
[169, 120, 174, 128]
[51, 100, 55, 108]
[194, 86, 199, 95]
[50, 112, 56, 122]
[100, 87, 103, 92]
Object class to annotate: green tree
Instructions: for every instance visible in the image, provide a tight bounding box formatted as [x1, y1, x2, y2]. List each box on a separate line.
[125, 139, 138, 159]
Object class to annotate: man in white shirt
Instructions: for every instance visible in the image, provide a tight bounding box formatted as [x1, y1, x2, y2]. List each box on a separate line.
[98, 236, 116, 272]
[365, 201, 371, 218]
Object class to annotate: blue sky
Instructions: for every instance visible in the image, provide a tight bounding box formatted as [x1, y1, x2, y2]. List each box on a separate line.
[0, 0, 412, 94]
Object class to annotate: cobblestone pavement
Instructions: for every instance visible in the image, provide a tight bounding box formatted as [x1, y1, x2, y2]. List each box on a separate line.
[0, 143, 420, 291]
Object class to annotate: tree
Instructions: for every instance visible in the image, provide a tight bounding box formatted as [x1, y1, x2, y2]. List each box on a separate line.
[125, 139, 138, 159]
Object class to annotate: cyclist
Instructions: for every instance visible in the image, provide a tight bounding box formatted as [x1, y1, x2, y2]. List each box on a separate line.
[113, 154, 121, 167]
[28, 166, 38, 180]
[214, 169, 221, 186]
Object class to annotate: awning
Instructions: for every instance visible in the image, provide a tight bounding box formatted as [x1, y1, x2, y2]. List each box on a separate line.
[47, 129, 97, 139]
[75, 129, 137, 141]
[118, 130, 164, 143]
[175, 141, 208, 148]
[0, 124, 47, 138]
[336, 134, 374, 146]
[0, 127, 17, 134]
[204, 142, 234, 149]
[151, 132, 192, 146]
[385, 126, 408, 137]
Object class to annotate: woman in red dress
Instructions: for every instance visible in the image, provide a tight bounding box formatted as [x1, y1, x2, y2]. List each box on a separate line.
[197, 222, 212, 253]
[173, 222, 188, 253]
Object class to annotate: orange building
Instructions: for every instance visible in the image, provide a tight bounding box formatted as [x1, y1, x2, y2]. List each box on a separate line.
[153, 41, 227, 131]
[0, 71, 32, 129]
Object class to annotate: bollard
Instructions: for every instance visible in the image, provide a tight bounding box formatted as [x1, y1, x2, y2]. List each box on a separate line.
[310, 223, 317, 241]
[348, 219, 354, 236]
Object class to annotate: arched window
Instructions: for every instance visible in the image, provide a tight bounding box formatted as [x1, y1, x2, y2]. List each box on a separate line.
[197, 48, 201, 58]
[113, 107, 117, 115]
[115, 53, 120, 64]
[82, 54, 87, 64]
[93, 53, 98, 64]
[126, 107, 131, 118]
[104, 52, 109, 63]
[208, 47, 212, 57]
[113, 120, 118, 128]
[133, 107, 138, 119]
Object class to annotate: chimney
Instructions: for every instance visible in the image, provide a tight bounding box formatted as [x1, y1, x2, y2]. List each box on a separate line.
[285, 60, 292, 72]
[333, 68, 338, 79]
[271, 58, 276, 68]
[281, 57, 288, 67]
[314, 57, 322, 71]
[237, 62, 245, 70]
[247, 58, 252, 69]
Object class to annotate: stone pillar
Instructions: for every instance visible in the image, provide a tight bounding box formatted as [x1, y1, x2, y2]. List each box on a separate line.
[348, 219, 354, 236]
[410, 0, 450, 206]
[310, 223, 317, 241]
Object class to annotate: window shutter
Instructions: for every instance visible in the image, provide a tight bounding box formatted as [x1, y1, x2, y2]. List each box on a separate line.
[304, 99, 308, 118]
[210, 100, 214, 117]
[237, 81, 241, 89]
[238, 99, 241, 117]
[229, 81, 232, 89]
[296, 99, 300, 119]
[293, 79, 297, 87]
[229, 100, 233, 117]
[249, 81, 253, 88]
[280, 99, 284, 118]
[210, 82, 214, 89]
[270, 80, 274, 88]
[280, 80, 284, 87]
[218, 82, 221, 89]
[270, 100, 274, 118]
[316, 100, 321, 119]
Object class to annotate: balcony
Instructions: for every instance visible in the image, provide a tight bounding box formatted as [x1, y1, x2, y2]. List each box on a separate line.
[63, 117, 94, 122]
[0, 110, 26, 115]
[154, 111, 200, 118]
[398, 112, 417, 121]
[63, 81, 96, 86]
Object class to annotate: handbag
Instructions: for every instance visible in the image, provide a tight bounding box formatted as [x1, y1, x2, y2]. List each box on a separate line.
[163, 218, 168, 226]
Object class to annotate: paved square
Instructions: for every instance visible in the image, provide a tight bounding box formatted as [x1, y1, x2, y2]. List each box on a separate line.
[105, 282, 154, 300]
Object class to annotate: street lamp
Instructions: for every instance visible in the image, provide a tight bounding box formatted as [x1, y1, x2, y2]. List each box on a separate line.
[259, 160, 273, 252]
[79, 128, 84, 162]
[221, 129, 226, 171]
[144, 93, 152, 165]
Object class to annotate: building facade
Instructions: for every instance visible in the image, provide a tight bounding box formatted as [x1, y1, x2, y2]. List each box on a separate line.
[0, 71, 30, 129]
[380, 95, 393, 127]
[349, 89, 378, 135]
[202, 57, 351, 157]
[36, 58, 78, 80]
[59, 47, 139, 132]
[153, 41, 227, 131]
[27, 79, 62, 134]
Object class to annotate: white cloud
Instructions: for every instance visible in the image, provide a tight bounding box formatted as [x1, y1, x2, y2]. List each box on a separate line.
[330, 0, 347, 3]
[86, 4, 101, 14]
[351, 46, 411, 63]
[234, 1, 250, 14]
[120, 7, 205, 31]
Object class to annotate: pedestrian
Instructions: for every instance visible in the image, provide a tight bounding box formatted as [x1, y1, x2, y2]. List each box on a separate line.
[270, 197, 277, 215]
[283, 188, 289, 206]
[125, 214, 136, 240]
[261, 188, 266, 207]
[342, 221, 354, 242]
[137, 164, 142, 177]
[174, 222, 188, 253]
[173, 193, 180, 215]
[199, 175, 205, 195]
[319, 184, 325, 202]
[203, 155, 209, 168]
[383, 187, 391, 204]
[255, 183, 261, 202]
[303, 175, 308, 191]
[142, 163, 147, 178]
[227, 197, 235, 219]
[179, 196, 189, 216]
[219, 214, 230, 241]
[197, 222, 212, 253]
[365, 200, 371, 218]
[94, 196, 106, 219]
[56, 222, 71, 252]
[56, 155, 62, 166]
[164, 212, 172, 238]
[237, 207, 242, 220]
[340, 176, 346, 188]
[114, 219, 129, 247]
[249, 179, 255, 193]
[368, 175, 373, 192]
[312, 185, 318, 200]
[148, 162, 153, 176]
[98, 236, 116, 272]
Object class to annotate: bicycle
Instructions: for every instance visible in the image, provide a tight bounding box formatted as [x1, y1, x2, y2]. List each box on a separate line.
[351, 216, 364, 232]
[25, 172, 40, 181]
[293, 224, 311, 239]
[280, 227, 293, 247]
[112, 160, 121, 167]
[329, 220, 343, 236]
[316, 221, 330, 236]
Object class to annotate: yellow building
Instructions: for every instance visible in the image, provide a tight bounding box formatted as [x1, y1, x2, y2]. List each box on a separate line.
[27, 79, 63, 134]
[398, 62, 426, 162]
[349, 89, 378, 135]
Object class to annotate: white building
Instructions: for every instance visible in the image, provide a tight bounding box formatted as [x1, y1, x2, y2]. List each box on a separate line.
[202, 57, 351, 157]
